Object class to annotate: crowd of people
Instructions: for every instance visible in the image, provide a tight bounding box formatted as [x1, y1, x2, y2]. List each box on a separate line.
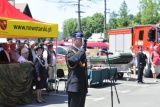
[0, 39, 57, 104]
[0, 33, 88, 107]
[130, 45, 160, 83]
[2, 35, 160, 107]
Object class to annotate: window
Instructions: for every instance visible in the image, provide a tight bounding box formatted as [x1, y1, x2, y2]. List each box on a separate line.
[158, 32, 160, 43]
[57, 48, 63, 54]
[148, 29, 156, 41]
[57, 47, 68, 55]
[139, 30, 144, 40]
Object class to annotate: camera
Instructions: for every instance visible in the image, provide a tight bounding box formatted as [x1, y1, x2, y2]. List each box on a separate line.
[100, 47, 113, 55]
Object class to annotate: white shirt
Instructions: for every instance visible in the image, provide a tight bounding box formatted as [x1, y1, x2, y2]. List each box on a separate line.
[18, 56, 27, 63]
[43, 49, 56, 67]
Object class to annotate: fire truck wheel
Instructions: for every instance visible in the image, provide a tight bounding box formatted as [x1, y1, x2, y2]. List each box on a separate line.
[117, 73, 124, 79]
[143, 63, 152, 78]
[143, 69, 152, 78]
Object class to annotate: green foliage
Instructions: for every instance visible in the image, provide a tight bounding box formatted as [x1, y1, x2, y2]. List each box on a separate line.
[82, 13, 104, 39]
[62, 18, 78, 38]
[108, 11, 118, 29]
[62, 13, 104, 39]
[117, 1, 131, 28]
[60, 0, 160, 41]
[140, 0, 160, 24]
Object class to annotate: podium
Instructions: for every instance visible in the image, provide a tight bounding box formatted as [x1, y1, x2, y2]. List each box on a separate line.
[87, 67, 117, 86]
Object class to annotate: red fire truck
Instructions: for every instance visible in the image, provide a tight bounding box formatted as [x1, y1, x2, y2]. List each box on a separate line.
[108, 24, 160, 77]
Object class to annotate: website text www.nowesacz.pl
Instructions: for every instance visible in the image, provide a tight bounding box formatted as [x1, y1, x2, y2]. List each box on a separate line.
[13, 25, 52, 33]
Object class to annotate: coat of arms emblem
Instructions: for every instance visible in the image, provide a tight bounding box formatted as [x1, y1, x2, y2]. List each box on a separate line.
[0, 19, 7, 30]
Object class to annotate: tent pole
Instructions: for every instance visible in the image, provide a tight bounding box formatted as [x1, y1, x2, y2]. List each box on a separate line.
[55, 38, 58, 94]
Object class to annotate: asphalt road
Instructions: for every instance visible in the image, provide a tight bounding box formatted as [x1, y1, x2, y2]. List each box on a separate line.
[3, 74, 160, 107]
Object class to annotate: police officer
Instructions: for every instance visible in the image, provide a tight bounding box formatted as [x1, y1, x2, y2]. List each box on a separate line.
[66, 32, 88, 107]
[137, 46, 147, 83]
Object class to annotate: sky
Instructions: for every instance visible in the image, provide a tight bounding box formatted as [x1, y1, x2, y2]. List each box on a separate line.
[15, 0, 140, 32]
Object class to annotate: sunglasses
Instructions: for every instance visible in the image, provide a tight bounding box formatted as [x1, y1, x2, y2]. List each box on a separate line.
[24, 52, 29, 54]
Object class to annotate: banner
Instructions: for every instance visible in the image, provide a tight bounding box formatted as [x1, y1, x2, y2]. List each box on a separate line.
[0, 17, 58, 38]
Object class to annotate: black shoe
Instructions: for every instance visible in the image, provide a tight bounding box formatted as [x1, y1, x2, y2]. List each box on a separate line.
[36, 100, 43, 103]
[137, 81, 144, 84]
[41, 99, 46, 103]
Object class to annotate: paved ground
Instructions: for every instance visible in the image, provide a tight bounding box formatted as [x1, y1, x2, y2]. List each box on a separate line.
[1, 74, 160, 107]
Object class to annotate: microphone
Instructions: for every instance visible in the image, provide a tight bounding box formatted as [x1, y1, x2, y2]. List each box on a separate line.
[100, 50, 113, 55]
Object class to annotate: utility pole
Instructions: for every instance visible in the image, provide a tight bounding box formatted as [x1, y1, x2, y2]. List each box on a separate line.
[78, 0, 81, 32]
[76, 0, 85, 32]
[104, 0, 110, 39]
[104, 0, 107, 37]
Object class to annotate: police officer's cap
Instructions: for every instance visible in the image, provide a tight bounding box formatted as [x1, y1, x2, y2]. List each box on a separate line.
[138, 46, 142, 49]
[46, 41, 53, 46]
[35, 45, 44, 51]
[71, 32, 84, 38]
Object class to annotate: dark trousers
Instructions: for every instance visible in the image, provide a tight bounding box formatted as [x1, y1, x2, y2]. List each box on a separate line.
[68, 92, 86, 107]
[138, 66, 144, 82]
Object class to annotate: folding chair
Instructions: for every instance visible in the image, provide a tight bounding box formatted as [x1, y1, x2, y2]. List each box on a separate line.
[56, 69, 67, 93]
[46, 66, 57, 95]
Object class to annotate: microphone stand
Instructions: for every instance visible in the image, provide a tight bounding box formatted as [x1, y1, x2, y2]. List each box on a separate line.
[83, 39, 89, 88]
[105, 52, 120, 107]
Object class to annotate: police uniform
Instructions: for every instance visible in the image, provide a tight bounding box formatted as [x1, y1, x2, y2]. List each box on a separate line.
[137, 46, 147, 83]
[66, 32, 88, 107]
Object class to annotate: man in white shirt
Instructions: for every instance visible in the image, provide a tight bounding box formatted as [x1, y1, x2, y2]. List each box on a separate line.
[43, 41, 56, 90]
[28, 41, 36, 62]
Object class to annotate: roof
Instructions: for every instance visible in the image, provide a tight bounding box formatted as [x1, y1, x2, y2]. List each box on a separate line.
[15, 3, 27, 12]
[0, 0, 36, 21]
[88, 33, 104, 42]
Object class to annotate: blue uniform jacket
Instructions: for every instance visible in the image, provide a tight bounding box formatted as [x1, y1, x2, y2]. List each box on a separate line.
[66, 46, 88, 93]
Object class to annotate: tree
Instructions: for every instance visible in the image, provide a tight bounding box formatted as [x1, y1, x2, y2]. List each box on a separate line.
[62, 18, 78, 38]
[81, 13, 104, 39]
[48, 0, 101, 32]
[139, 0, 160, 24]
[117, 1, 131, 28]
[108, 11, 118, 29]
[62, 13, 104, 39]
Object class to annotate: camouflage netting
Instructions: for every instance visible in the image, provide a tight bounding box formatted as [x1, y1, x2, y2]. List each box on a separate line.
[0, 63, 33, 106]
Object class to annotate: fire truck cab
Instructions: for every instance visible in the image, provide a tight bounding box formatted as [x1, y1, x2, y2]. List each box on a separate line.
[108, 24, 160, 77]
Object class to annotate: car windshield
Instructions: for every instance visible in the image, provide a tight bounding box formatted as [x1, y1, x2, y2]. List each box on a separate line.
[55, 46, 69, 55]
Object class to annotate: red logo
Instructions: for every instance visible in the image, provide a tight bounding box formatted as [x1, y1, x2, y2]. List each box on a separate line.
[0, 19, 7, 30]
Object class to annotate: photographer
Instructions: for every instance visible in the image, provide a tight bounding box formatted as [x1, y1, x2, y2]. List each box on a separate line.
[66, 32, 88, 107]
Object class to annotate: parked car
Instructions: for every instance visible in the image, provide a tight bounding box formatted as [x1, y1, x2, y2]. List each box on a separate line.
[54, 46, 69, 64]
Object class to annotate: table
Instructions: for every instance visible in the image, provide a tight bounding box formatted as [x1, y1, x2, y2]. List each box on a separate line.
[87, 67, 117, 86]
[0, 63, 33, 106]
